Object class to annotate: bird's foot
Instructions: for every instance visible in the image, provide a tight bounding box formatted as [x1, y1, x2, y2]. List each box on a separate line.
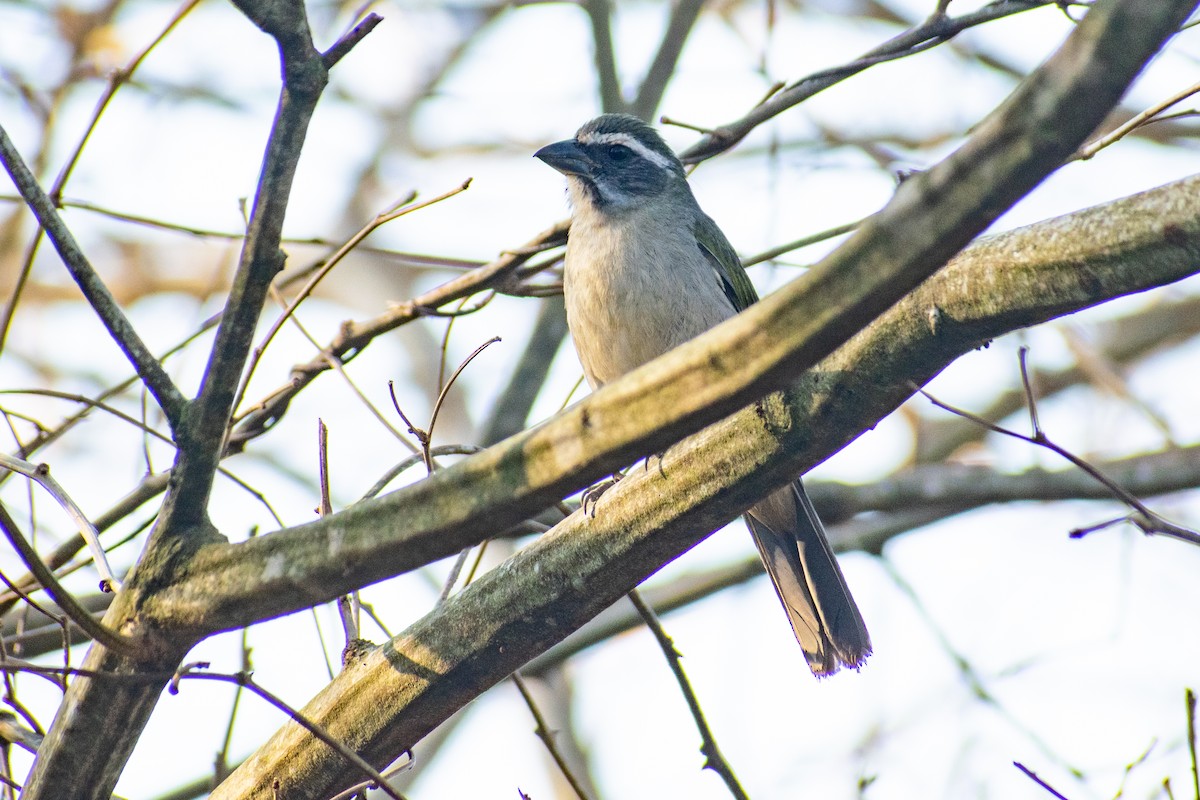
[641, 449, 668, 477]
[582, 470, 624, 517]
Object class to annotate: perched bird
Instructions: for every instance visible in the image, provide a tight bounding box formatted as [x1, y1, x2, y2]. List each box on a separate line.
[535, 114, 871, 676]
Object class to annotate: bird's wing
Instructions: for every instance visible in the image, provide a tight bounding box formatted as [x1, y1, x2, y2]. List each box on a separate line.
[693, 214, 759, 312]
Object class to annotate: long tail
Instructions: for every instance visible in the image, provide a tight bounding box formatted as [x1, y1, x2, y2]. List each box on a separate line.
[745, 480, 871, 677]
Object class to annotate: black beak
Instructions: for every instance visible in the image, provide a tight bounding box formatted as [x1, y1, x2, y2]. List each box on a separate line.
[534, 139, 593, 178]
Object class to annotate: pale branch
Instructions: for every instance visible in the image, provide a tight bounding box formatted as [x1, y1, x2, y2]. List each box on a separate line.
[742, 217, 866, 269]
[0, 125, 188, 431]
[677, 0, 1052, 163]
[818, 443, 1200, 520]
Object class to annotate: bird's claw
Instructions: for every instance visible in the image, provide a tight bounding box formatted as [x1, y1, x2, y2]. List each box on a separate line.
[642, 450, 667, 477]
[581, 473, 622, 517]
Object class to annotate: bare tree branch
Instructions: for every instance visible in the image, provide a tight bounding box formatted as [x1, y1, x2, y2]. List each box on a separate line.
[631, 0, 708, 121]
[677, 0, 1052, 163]
[0, 503, 136, 657]
[0, 126, 189, 431]
[227, 221, 569, 453]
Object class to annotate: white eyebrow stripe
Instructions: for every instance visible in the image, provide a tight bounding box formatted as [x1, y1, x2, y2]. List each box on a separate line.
[579, 131, 677, 172]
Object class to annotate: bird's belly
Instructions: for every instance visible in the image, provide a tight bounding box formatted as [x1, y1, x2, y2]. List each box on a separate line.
[564, 248, 732, 388]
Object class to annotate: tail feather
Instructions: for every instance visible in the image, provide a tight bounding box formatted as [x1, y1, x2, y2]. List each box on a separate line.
[745, 480, 871, 677]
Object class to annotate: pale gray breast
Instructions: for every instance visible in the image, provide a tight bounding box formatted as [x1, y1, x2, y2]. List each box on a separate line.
[563, 205, 737, 388]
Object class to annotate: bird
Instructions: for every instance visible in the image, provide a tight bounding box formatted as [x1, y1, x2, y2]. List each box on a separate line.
[535, 113, 871, 677]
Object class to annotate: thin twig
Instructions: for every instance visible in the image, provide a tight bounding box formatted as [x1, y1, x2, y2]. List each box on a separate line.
[1111, 738, 1158, 799]
[428, 336, 501, 450]
[0, 570, 66, 657]
[0, 453, 120, 592]
[318, 419, 361, 649]
[627, 589, 749, 800]
[741, 217, 867, 268]
[325, 756, 415, 800]
[263, 285, 419, 454]
[0, 125, 187, 430]
[169, 663, 405, 800]
[230, 181, 471, 422]
[428, 335, 502, 604]
[358, 445, 483, 501]
[320, 12, 383, 68]
[317, 420, 333, 519]
[511, 673, 593, 800]
[679, 0, 1052, 163]
[226, 220, 569, 454]
[212, 623, 252, 784]
[0, 194, 485, 270]
[0, 503, 135, 657]
[0, 0, 201, 357]
[388, 383, 432, 472]
[911, 349, 1200, 547]
[1075, 79, 1200, 160]
[1013, 761, 1071, 799]
[1186, 688, 1198, 800]
[1018, 347, 1044, 437]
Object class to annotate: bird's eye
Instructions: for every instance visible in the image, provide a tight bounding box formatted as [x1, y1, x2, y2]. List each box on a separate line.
[606, 144, 633, 161]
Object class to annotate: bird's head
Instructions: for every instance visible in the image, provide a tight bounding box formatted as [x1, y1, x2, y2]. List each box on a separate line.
[535, 114, 688, 215]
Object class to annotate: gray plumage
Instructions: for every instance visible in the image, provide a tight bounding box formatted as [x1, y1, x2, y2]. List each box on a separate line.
[536, 113, 871, 676]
